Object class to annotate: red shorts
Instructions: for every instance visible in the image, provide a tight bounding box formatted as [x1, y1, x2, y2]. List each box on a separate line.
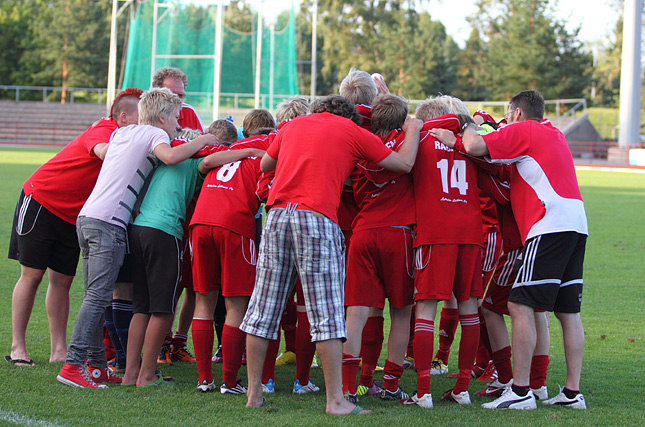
[482, 231, 502, 288]
[413, 244, 483, 302]
[190, 224, 257, 297]
[345, 227, 415, 309]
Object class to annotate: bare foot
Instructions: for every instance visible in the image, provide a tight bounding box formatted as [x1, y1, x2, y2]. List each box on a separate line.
[326, 399, 372, 415]
[246, 396, 265, 408]
[49, 355, 66, 363]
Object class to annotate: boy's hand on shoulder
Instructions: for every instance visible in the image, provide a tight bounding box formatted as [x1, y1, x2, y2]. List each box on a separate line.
[248, 149, 266, 158]
[403, 117, 423, 133]
[193, 134, 218, 148]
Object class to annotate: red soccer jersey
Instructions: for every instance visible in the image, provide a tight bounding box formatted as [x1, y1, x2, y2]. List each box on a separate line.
[355, 104, 372, 132]
[351, 128, 415, 232]
[265, 113, 391, 224]
[22, 118, 117, 224]
[190, 143, 264, 240]
[412, 114, 482, 247]
[179, 103, 204, 134]
[483, 119, 587, 242]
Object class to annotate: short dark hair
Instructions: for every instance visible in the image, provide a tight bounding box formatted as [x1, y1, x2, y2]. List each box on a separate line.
[242, 109, 275, 138]
[457, 113, 475, 128]
[371, 94, 408, 136]
[208, 119, 238, 145]
[309, 95, 361, 125]
[510, 89, 545, 121]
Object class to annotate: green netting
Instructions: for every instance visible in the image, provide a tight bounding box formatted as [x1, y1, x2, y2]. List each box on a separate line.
[122, 0, 298, 112]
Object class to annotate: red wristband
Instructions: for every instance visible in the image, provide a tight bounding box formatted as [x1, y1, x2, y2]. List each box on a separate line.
[453, 135, 465, 152]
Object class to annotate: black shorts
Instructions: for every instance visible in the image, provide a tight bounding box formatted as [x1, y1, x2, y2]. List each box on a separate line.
[509, 232, 586, 313]
[130, 225, 182, 314]
[8, 190, 79, 276]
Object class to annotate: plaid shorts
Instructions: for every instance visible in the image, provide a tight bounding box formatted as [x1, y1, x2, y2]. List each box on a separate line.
[240, 204, 346, 342]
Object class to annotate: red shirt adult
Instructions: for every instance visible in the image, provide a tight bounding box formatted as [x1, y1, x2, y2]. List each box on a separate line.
[179, 103, 204, 134]
[265, 112, 392, 224]
[22, 118, 117, 225]
[351, 128, 415, 232]
[482, 119, 587, 243]
[412, 114, 482, 247]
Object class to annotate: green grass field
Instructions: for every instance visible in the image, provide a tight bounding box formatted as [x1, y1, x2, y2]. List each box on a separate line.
[0, 147, 644, 426]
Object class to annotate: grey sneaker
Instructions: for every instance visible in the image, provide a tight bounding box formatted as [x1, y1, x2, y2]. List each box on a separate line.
[380, 386, 410, 401]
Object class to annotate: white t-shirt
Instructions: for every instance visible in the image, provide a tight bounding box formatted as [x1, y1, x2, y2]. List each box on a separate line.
[79, 124, 170, 229]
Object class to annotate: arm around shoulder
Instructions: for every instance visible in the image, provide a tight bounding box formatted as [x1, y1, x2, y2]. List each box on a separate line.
[155, 134, 218, 165]
[92, 143, 109, 160]
[462, 126, 489, 157]
[377, 118, 422, 173]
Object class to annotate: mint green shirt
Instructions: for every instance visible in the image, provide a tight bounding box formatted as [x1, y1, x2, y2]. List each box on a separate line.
[134, 157, 203, 239]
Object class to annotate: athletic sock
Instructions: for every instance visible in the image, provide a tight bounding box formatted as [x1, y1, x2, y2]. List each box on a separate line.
[406, 305, 415, 358]
[192, 318, 214, 383]
[475, 309, 492, 368]
[112, 299, 134, 356]
[104, 305, 124, 365]
[171, 333, 188, 353]
[512, 384, 530, 396]
[563, 387, 579, 398]
[359, 315, 384, 387]
[295, 311, 316, 384]
[529, 354, 550, 389]
[262, 336, 280, 384]
[492, 346, 513, 384]
[414, 319, 434, 396]
[435, 307, 458, 363]
[455, 313, 480, 393]
[383, 359, 404, 392]
[342, 353, 361, 394]
[282, 298, 297, 353]
[222, 324, 246, 388]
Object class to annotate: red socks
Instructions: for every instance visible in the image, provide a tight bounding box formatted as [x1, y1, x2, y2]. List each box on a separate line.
[262, 336, 280, 384]
[295, 311, 316, 384]
[171, 333, 188, 352]
[192, 318, 214, 383]
[383, 359, 404, 392]
[222, 324, 246, 388]
[492, 346, 513, 384]
[530, 354, 550, 389]
[359, 316, 384, 387]
[435, 307, 458, 363]
[455, 313, 480, 393]
[342, 353, 361, 394]
[414, 319, 434, 396]
[282, 297, 297, 353]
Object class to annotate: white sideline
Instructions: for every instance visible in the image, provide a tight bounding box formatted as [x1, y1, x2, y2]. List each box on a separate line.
[575, 165, 645, 174]
[0, 408, 62, 427]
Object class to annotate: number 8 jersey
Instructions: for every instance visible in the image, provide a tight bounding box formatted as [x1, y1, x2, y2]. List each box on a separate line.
[412, 115, 483, 248]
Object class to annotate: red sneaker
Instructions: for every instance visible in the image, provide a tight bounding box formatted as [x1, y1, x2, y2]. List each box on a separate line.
[87, 364, 123, 384]
[475, 361, 497, 382]
[57, 363, 108, 388]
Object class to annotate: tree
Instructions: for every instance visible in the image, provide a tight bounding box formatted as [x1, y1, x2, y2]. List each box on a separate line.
[454, 28, 488, 101]
[0, 0, 42, 86]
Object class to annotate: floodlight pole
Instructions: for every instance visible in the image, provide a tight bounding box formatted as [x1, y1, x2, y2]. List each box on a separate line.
[254, 0, 263, 108]
[618, 0, 642, 147]
[107, 0, 119, 115]
[310, 0, 318, 100]
[269, 24, 275, 111]
[213, 0, 224, 121]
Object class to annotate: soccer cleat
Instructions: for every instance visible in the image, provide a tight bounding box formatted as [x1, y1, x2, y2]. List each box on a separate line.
[441, 388, 471, 405]
[262, 378, 275, 394]
[86, 364, 123, 384]
[543, 388, 586, 409]
[293, 379, 320, 394]
[403, 356, 414, 370]
[482, 388, 537, 410]
[211, 345, 223, 363]
[401, 391, 433, 408]
[430, 358, 448, 375]
[374, 365, 384, 372]
[157, 347, 172, 364]
[171, 347, 196, 362]
[475, 361, 498, 381]
[220, 379, 247, 395]
[476, 379, 513, 397]
[380, 386, 410, 401]
[356, 382, 382, 396]
[344, 391, 359, 403]
[197, 379, 217, 393]
[57, 363, 108, 389]
[275, 350, 296, 366]
[531, 385, 548, 400]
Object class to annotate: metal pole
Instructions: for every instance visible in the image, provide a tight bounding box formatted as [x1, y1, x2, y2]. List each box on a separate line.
[269, 24, 275, 112]
[213, 0, 224, 121]
[150, 1, 159, 87]
[618, 0, 642, 147]
[254, 0, 263, 108]
[310, 0, 318, 100]
[107, 0, 119, 115]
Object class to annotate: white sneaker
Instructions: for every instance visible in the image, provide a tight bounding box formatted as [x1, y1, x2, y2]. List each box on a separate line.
[293, 379, 320, 394]
[402, 392, 433, 408]
[197, 379, 217, 393]
[476, 379, 512, 397]
[482, 388, 537, 410]
[220, 380, 247, 395]
[442, 389, 471, 405]
[543, 388, 586, 409]
[262, 378, 275, 394]
[531, 385, 548, 400]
